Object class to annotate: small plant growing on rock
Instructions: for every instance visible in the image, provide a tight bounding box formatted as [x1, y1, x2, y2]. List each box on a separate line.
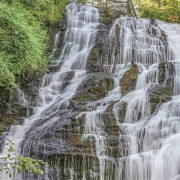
[0, 140, 48, 178]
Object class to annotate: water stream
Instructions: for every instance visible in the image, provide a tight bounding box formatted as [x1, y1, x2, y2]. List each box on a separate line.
[0, 3, 99, 180]
[1, 3, 180, 180]
[112, 18, 180, 180]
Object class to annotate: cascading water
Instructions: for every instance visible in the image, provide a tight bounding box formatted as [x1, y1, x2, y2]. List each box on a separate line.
[1, 3, 180, 180]
[76, 17, 180, 180]
[112, 18, 180, 180]
[0, 3, 99, 180]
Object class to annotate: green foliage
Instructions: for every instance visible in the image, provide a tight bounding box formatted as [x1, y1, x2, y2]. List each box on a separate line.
[81, 0, 180, 23]
[0, 2, 46, 88]
[0, 0, 67, 89]
[19, 0, 67, 24]
[0, 140, 48, 178]
[75, 0, 87, 4]
[134, 0, 180, 23]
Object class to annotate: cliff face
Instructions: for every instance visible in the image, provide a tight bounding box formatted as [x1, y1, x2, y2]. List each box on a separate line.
[0, 3, 121, 135]
[0, 15, 67, 150]
[1, 3, 180, 180]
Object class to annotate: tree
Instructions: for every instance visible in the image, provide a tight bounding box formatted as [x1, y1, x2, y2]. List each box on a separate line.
[79, 0, 136, 16]
[134, 0, 180, 23]
[0, 140, 48, 178]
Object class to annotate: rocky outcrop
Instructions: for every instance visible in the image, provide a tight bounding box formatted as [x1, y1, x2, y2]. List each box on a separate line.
[149, 62, 174, 113]
[120, 62, 138, 96]
[100, 8, 126, 28]
[86, 43, 102, 72]
[73, 73, 114, 102]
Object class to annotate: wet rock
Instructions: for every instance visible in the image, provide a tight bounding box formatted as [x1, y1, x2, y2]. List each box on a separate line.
[73, 72, 114, 102]
[158, 62, 174, 84]
[120, 62, 138, 96]
[59, 71, 75, 81]
[102, 102, 121, 157]
[103, 101, 119, 134]
[149, 62, 174, 113]
[86, 43, 102, 72]
[11, 104, 27, 117]
[53, 48, 63, 59]
[99, 8, 125, 28]
[47, 61, 63, 73]
[23, 154, 100, 180]
[149, 85, 172, 113]
[158, 62, 167, 83]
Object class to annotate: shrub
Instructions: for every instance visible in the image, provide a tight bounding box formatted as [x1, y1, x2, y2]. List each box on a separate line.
[0, 0, 67, 89]
[134, 0, 180, 23]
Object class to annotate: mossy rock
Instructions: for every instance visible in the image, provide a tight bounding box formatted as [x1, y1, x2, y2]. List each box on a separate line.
[106, 124, 120, 135]
[158, 62, 174, 84]
[73, 72, 114, 102]
[86, 43, 102, 72]
[47, 61, 63, 73]
[41, 154, 99, 180]
[0, 92, 27, 135]
[11, 104, 27, 117]
[53, 47, 63, 59]
[59, 71, 75, 81]
[149, 85, 172, 113]
[103, 101, 119, 130]
[107, 142, 121, 157]
[102, 102, 122, 158]
[149, 62, 174, 113]
[100, 8, 125, 27]
[69, 134, 92, 154]
[120, 62, 138, 96]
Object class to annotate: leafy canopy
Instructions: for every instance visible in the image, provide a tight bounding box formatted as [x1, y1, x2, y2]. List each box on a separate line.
[134, 0, 180, 23]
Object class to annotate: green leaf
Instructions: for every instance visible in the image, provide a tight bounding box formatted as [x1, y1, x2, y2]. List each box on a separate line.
[0, 140, 48, 176]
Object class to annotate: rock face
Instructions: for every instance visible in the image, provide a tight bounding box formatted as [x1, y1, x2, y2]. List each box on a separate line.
[0, 14, 67, 150]
[120, 62, 138, 96]
[149, 62, 174, 113]
[73, 73, 114, 102]
[0, 3, 178, 180]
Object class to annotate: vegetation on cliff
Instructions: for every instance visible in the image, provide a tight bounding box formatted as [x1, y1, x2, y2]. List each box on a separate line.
[0, 0, 67, 89]
[0, 141, 48, 178]
[134, 0, 180, 23]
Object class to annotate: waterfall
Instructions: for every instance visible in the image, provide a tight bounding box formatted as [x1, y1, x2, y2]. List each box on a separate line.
[112, 18, 180, 180]
[1, 3, 180, 180]
[0, 3, 99, 180]
[77, 17, 180, 180]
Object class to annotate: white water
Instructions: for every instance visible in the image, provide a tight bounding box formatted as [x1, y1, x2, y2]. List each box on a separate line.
[0, 3, 99, 180]
[78, 17, 180, 180]
[112, 18, 180, 180]
[1, 4, 180, 180]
